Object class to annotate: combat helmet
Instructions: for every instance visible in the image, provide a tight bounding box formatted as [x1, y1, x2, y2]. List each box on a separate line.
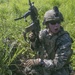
[43, 6, 64, 25]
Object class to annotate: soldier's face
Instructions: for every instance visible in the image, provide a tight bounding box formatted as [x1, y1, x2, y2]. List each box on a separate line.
[46, 21, 61, 34]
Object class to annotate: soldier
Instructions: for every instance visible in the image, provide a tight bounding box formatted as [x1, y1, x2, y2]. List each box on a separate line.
[25, 6, 73, 75]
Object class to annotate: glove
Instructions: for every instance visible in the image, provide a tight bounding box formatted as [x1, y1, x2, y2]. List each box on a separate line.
[28, 32, 36, 42]
[24, 58, 41, 67]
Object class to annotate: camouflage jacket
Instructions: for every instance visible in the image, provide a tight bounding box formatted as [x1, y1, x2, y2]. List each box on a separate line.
[30, 27, 73, 75]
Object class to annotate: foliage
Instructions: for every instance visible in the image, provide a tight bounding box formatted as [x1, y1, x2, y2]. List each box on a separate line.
[0, 0, 75, 74]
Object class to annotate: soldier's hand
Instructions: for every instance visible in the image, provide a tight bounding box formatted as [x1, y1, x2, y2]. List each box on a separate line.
[29, 32, 36, 42]
[24, 58, 41, 67]
[25, 59, 34, 67]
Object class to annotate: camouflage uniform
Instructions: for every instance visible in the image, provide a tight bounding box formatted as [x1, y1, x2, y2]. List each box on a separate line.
[38, 27, 73, 75]
[29, 26, 73, 75]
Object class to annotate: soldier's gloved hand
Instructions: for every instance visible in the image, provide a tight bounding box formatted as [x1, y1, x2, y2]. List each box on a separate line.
[28, 32, 36, 42]
[24, 59, 34, 67]
[24, 58, 41, 67]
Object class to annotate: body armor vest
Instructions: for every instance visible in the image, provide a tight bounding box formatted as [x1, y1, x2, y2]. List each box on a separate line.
[42, 29, 68, 59]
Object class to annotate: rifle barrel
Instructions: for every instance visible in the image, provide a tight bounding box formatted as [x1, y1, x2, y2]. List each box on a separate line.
[14, 16, 24, 21]
[14, 11, 31, 21]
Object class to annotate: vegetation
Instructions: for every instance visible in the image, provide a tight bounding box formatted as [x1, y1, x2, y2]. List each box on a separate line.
[0, 0, 75, 75]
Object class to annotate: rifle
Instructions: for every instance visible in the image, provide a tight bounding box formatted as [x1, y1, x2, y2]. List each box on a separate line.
[14, 0, 45, 74]
[14, 0, 41, 41]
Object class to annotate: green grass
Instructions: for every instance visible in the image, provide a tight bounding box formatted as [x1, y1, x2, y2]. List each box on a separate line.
[0, 0, 75, 74]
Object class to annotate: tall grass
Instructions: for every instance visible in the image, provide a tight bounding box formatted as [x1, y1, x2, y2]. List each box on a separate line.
[0, 0, 75, 74]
